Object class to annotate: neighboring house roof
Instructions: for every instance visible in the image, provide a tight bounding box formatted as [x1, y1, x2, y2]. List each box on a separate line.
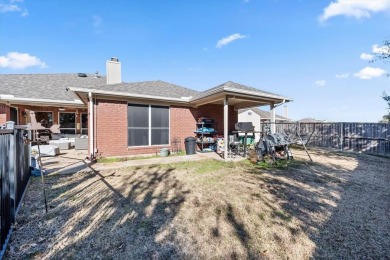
[239, 107, 290, 121]
[0, 73, 106, 105]
[298, 117, 326, 123]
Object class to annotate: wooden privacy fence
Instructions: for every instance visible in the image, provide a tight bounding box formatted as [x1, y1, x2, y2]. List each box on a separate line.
[0, 127, 30, 258]
[272, 122, 390, 155]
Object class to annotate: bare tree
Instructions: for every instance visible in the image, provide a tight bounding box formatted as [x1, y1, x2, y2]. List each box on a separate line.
[382, 92, 390, 122]
[371, 38, 390, 63]
[371, 38, 390, 121]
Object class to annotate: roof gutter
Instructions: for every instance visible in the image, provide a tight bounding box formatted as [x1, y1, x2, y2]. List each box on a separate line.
[0, 95, 84, 106]
[190, 87, 293, 103]
[67, 87, 192, 104]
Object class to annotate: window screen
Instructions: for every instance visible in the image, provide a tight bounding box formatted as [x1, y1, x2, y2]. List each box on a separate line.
[128, 104, 149, 146]
[151, 106, 169, 145]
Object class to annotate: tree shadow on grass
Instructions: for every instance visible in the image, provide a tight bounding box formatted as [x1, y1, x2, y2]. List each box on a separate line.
[9, 164, 190, 259]
[243, 151, 390, 259]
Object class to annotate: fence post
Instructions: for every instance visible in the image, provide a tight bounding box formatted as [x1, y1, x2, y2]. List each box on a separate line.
[340, 122, 344, 151]
[9, 130, 16, 223]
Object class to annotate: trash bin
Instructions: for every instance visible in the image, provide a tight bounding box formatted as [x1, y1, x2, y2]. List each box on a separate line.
[184, 136, 196, 155]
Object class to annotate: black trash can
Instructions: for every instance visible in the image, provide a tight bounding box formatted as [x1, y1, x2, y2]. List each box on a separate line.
[184, 136, 196, 155]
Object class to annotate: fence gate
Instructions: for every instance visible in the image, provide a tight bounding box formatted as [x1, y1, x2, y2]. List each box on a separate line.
[0, 127, 30, 258]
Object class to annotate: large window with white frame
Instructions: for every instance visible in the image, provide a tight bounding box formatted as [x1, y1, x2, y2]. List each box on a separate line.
[127, 104, 169, 147]
[59, 112, 76, 135]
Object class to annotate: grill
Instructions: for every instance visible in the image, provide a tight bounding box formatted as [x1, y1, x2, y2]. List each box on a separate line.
[235, 122, 255, 132]
[256, 133, 293, 161]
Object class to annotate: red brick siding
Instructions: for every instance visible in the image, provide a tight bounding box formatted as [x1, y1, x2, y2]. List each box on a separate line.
[0, 104, 10, 125]
[170, 105, 198, 148]
[94, 100, 238, 157]
[198, 104, 238, 135]
[94, 101, 196, 157]
[95, 99, 128, 157]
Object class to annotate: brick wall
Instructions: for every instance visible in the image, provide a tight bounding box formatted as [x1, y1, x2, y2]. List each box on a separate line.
[94, 100, 238, 157]
[95, 99, 129, 157]
[198, 104, 238, 134]
[0, 104, 10, 125]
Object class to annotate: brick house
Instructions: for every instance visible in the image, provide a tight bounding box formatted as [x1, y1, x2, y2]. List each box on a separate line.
[0, 58, 292, 159]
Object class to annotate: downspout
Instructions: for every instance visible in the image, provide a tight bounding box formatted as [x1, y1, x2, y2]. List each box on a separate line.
[270, 99, 288, 134]
[88, 92, 94, 160]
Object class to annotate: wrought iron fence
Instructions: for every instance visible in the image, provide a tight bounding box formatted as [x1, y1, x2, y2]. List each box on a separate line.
[264, 122, 390, 156]
[0, 126, 30, 258]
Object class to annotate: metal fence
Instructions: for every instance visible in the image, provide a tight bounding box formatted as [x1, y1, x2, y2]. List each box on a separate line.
[269, 122, 390, 156]
[0, 127, 30, 258]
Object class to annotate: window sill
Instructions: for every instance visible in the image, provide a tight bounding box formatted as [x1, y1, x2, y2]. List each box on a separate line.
[127, 145, 170, 150]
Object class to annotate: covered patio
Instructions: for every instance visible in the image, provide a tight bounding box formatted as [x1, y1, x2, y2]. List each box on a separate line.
[190, 82, 292, 159]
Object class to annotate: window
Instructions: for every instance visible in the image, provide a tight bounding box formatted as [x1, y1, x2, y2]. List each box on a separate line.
[248, 111, 252, 115]
[81, 113, 88, 135]
[151, 105, 169, 145]
[127, 104, 169, 146]
[35, 112, 53, 128]
[59, 112, 76, 134]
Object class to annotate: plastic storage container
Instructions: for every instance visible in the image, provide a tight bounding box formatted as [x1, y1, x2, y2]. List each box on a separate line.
[160, 148, 170, 157]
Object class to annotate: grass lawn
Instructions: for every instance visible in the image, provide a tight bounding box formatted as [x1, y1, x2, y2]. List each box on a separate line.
[5, 148, 390, 259]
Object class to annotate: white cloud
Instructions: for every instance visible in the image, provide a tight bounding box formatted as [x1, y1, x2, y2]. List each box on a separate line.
[372, 44, 390, 54]
[216, 33, 247, 48]
[319, 0, 390, 22]
[335, 73, 349, 79]
[0, 52, 47, 69]
[0, 0, 27, 16]
[354, 66, 386, 79]
[0, 3, 21, 12]
[360, 53, 373, 60]
[315, 80, 327, 86]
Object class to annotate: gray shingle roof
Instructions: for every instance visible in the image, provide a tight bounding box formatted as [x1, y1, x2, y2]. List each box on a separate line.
[298, 117, 325, 123]
[88, 80, 199, 99]
[0, 74, 107, 101]
[239, 107, 290, 121]
[193, 81, 291, 101]
[1, 74, 291, 106]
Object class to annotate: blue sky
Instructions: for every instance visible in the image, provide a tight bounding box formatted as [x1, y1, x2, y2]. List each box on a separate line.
[1, 0, 389, 122]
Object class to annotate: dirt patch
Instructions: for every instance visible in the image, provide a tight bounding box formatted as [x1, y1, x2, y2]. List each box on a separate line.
[5, 148, 390, 259]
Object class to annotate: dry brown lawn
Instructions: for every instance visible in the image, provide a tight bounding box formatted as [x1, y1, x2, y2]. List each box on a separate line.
[5, 148, 390, 259]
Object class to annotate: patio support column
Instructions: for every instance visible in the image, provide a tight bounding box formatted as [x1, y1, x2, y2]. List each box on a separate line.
[270, 102, 276, 133]
[224, 96, 228, 160]
[88, 92, 94, 159]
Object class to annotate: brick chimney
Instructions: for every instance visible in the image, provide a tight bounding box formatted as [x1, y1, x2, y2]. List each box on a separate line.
[106, 57, 121, 85]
